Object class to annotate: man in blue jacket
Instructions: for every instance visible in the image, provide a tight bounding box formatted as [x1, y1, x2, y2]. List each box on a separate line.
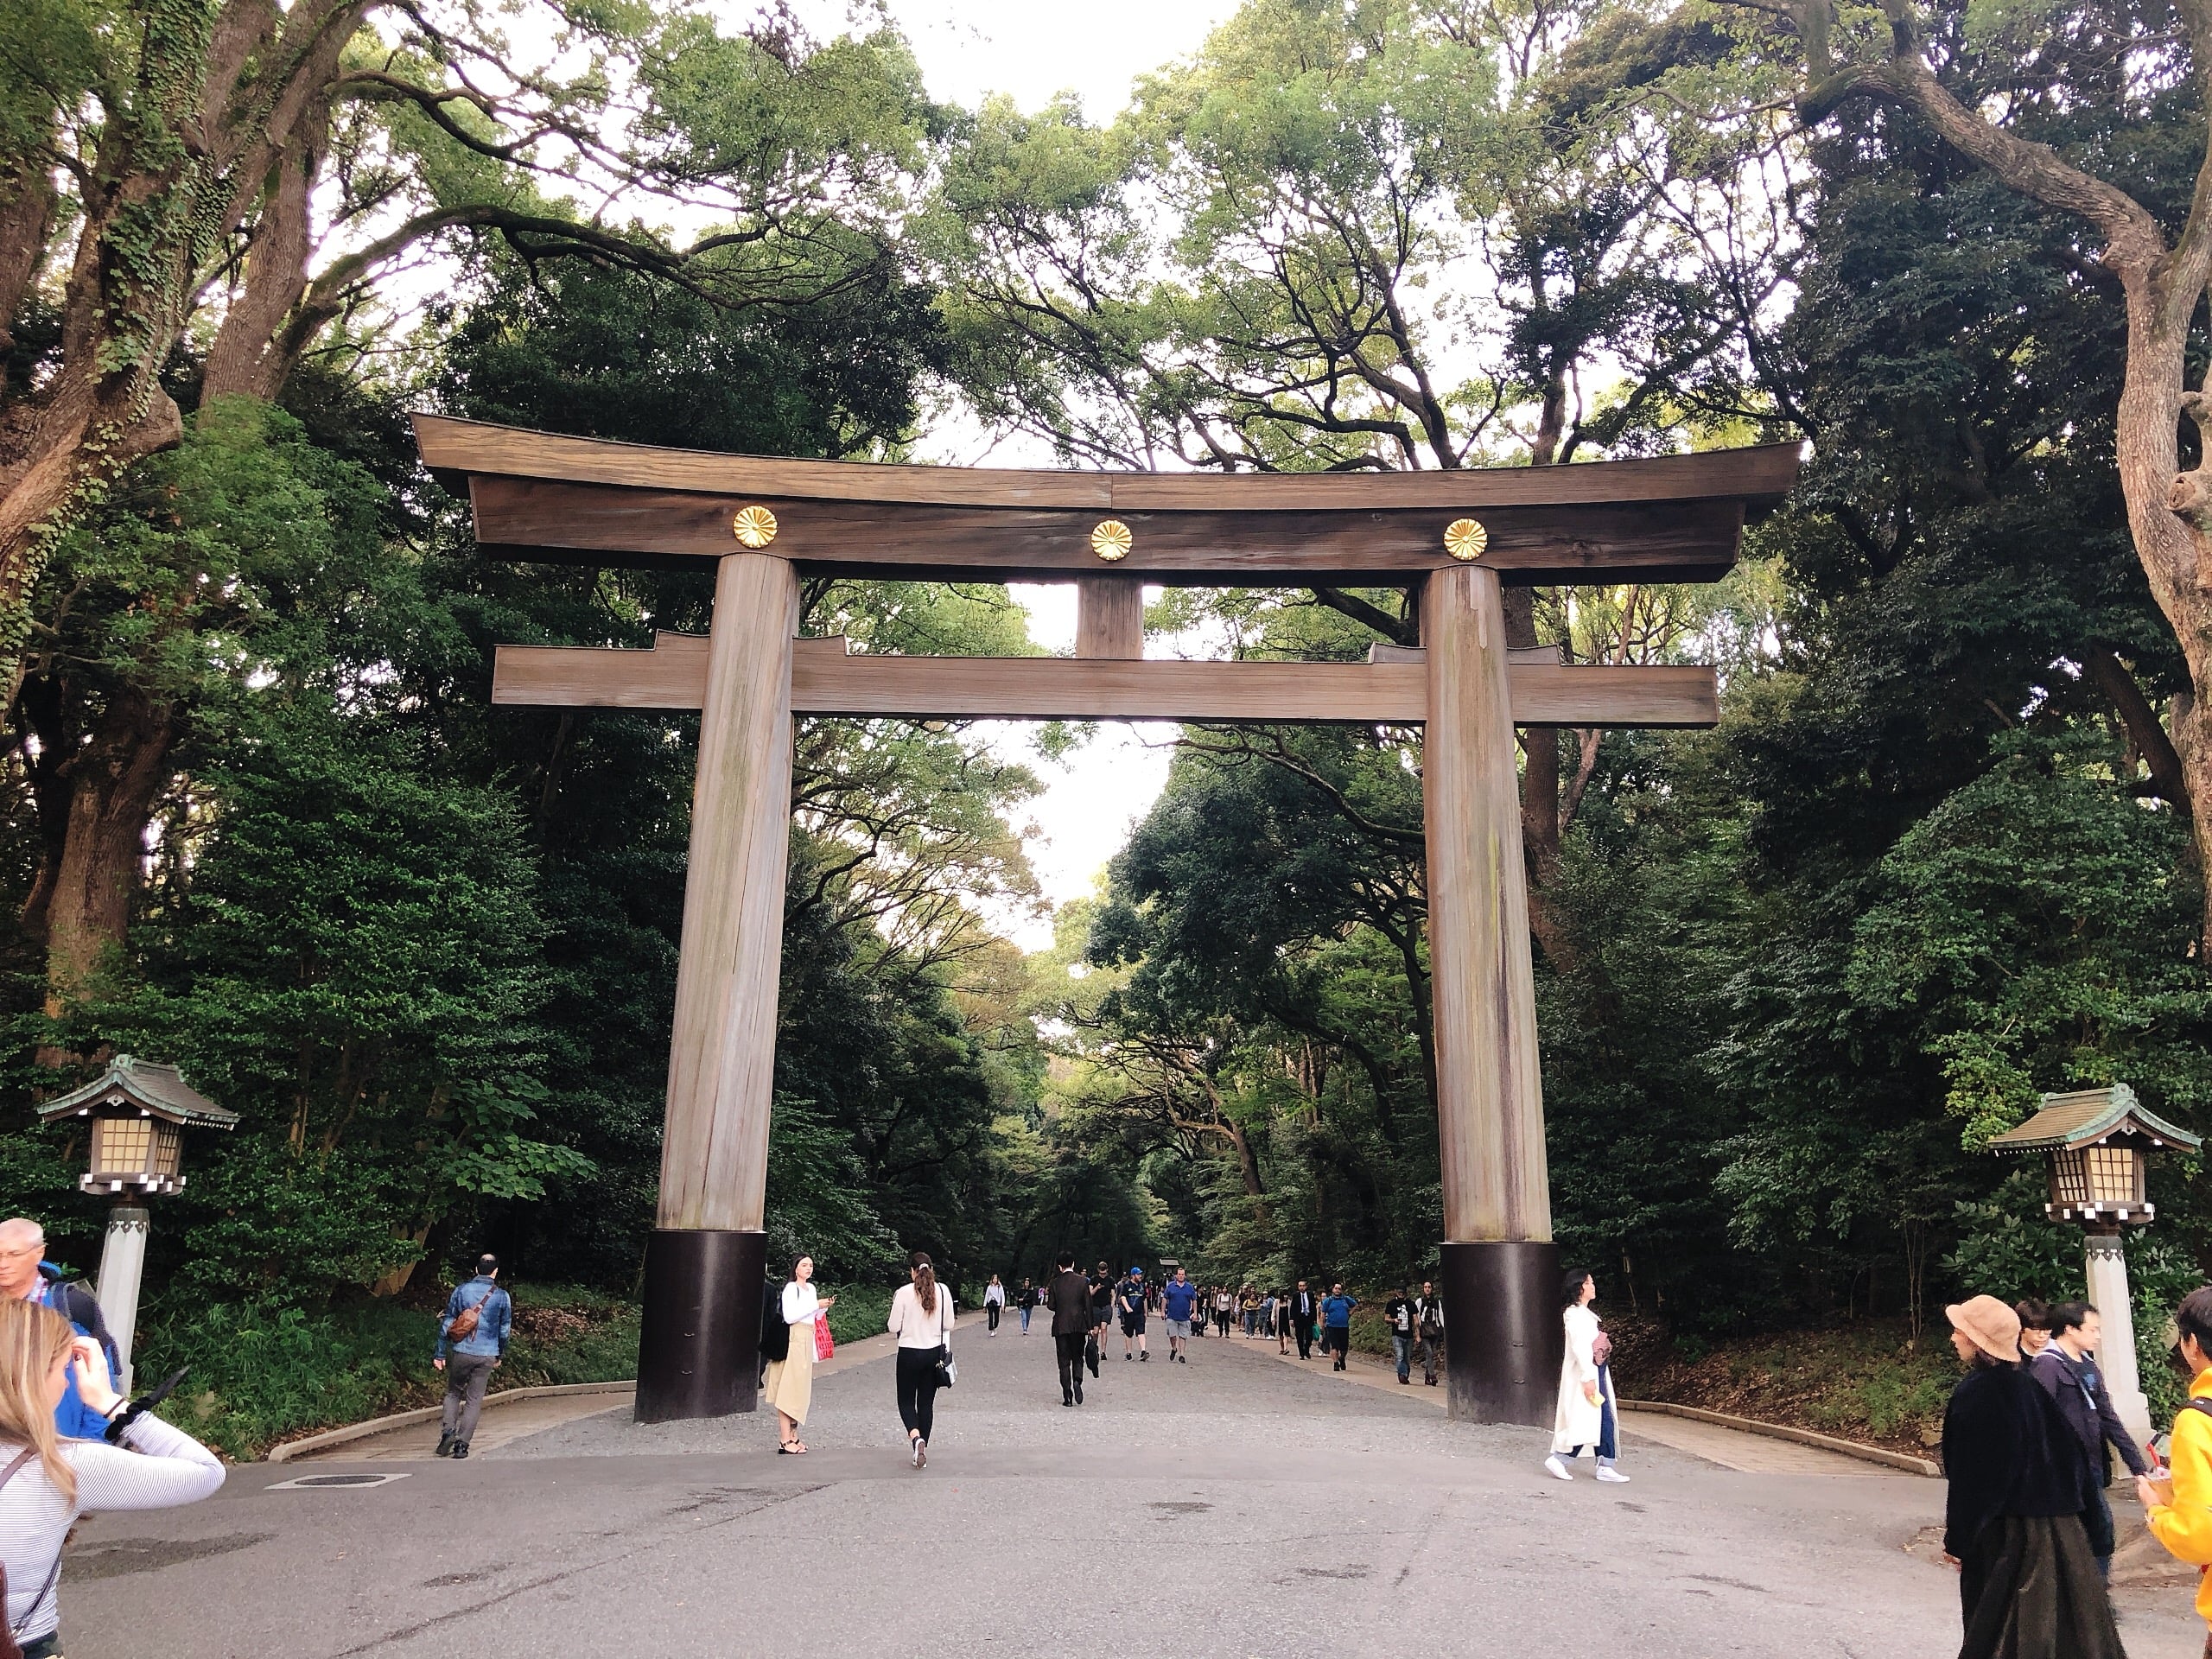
[2031, 1299, 2149, 1578]
[433, 1255, 512, 1459]
[0, 1217, 122, 1436]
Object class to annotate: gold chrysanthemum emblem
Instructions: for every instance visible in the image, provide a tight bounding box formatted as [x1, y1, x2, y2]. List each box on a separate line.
[1090, 518, 1133, 562]
[731, 505, 779, 548]
[1444, 518, 1489, 562]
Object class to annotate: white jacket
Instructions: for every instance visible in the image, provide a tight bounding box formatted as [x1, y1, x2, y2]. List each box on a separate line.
[1551, 1302, 1614, 1452]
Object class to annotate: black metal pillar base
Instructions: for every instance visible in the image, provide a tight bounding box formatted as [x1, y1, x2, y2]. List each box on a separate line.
[635, 1228, 766, 1423]
[1440, 1239, 1562, 1427]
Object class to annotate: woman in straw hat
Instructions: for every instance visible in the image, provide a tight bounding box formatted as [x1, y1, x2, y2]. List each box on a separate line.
[1940, 1293, 2121, 1658]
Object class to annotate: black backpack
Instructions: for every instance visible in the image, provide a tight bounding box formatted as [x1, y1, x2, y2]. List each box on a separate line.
[758, 1279, 790, 1363]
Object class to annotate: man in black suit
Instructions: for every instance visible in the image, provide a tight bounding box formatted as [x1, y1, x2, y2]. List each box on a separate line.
[1047, 1251, 1093, 1406]
[1287, 1280, 1318, 1360]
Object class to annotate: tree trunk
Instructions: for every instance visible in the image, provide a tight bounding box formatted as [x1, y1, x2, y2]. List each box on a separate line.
[41, 683, 180, 1014]
[0, 376, 181, 671]
[201, 119, 331, 402]
[0, 0, 371, 664]
[1224, 1116, 1264, 1199]
[1783, 12, 2212, 945]
[2084, 646, 2190, 810]
[0, 153, 54, 358]
[2112, 261, 2212, 956]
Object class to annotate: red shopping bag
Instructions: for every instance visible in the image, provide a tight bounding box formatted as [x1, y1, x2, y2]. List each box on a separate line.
[814, 1314, 835, 1361]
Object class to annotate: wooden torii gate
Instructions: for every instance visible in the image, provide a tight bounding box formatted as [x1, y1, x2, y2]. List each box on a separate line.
[414, 415, 1800, 1427]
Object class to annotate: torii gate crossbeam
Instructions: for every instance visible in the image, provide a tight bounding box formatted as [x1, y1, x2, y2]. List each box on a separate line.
[413, 414, 1800, 1428]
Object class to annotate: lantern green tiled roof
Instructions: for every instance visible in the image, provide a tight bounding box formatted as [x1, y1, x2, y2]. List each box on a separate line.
[35, 1054, 238, 1130]
[1986, 1084, 2200, 1154]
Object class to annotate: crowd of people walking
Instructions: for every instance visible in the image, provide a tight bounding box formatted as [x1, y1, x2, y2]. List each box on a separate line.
[625, 1241, 2212, 1655]
[751, 1249, 1464, 1468]
[575, 1234, 2212, 1657]
[978, 1268, 1446, 1376]
[18, 1185, 2212, 1659]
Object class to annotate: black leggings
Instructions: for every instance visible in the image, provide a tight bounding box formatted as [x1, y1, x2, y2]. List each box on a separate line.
[896, 1346, 940, 1441]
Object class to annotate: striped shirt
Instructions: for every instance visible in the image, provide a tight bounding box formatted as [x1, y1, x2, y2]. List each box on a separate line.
[3, 1415, 225, 1640]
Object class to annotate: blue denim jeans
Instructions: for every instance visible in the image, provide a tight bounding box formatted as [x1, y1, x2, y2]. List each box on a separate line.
[1567, 1363, 1618, 1459]
[1392, 1333, 1414, 1379]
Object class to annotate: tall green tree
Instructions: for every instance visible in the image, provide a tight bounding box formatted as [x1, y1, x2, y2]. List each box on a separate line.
[1695, 0, 2212, 944]
[0, 0, 941, 659]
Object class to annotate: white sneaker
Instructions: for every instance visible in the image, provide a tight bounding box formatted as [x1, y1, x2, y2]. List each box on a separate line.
[912, 1438, 926, 1468]
[1595, 1465, 1630, 1484]
[1543, 1454, 1573, 1482]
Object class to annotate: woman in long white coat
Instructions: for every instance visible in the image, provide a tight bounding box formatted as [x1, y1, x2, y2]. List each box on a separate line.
[1547, 1268, 1628, 1483]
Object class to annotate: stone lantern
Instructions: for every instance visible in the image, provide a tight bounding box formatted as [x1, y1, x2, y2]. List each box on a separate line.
[36, 1056, 238, 1389]
[1986, 1084, 2201, 1446]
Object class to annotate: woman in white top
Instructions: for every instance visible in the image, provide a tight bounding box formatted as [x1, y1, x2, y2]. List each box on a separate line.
[886, 1251, 953, 1468]
[984, 1274, 1005, 1335]
[0, 1299, 225, 1656]
[1547, 1268, 1628, 1483]
[763, 1255, 834, 1455]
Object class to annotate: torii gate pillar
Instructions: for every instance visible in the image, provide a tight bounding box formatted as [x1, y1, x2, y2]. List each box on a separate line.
[1423, 564, 1562, 1424]
[634, 551, 797, 1422]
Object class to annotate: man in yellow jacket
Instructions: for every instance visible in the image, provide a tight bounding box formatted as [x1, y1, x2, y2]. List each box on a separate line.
[2140, 1286, 2212, 1646]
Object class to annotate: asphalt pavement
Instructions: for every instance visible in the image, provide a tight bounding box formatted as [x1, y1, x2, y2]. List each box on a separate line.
[57, 1318, 2209, 1657]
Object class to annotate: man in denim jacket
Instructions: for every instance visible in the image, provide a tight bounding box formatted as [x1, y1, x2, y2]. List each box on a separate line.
[433, 1255, 512, 1459]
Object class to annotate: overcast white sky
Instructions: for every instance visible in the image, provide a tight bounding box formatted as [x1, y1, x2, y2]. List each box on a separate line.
[812, 0, 1242, 122]
[839, 1, 1243, 948]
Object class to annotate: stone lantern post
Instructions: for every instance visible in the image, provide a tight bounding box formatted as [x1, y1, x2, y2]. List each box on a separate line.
[36, 1056, 238, 1391]
[1986, 1084, 2201, 1447]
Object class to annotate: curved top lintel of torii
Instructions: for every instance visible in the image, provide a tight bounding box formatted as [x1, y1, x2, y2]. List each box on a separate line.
[414, 414, 1802, 588]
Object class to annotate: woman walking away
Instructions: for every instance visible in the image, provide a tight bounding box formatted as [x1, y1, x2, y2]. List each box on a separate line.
[1548, 1268, 1627, 1483]
[2140, 1285, 2212, 1653]
[764, 1255, 834, 1454]
[888, 1251, 953, 1468]
[985, 1274, 1005, 1336]
[1940, 1294, 2120, 1659]
[0, 1299, 225, 1657]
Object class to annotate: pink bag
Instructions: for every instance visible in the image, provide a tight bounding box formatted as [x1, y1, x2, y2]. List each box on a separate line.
[814, 1314, 835, 1362]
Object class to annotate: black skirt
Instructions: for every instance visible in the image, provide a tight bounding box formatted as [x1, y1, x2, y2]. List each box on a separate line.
[1958, 1512, 2126, 1659]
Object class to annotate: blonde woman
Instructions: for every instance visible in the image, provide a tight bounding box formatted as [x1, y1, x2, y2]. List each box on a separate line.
[0, 1300, 223, 1656]
[887, 1251, 953, 1468]
[763, 1255, 833, 1455]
